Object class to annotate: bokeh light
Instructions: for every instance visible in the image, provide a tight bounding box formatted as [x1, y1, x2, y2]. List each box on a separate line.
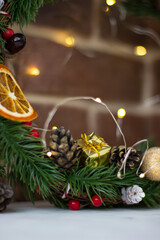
[65, 36, 75, 47]
[134, 46, 147, 56]
[117, 108, 126, 119]
[106, 0, 116, 6]
[26, 66, 40, 76]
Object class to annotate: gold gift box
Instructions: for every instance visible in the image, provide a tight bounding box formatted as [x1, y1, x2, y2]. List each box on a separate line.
[78, 132, 111, 167]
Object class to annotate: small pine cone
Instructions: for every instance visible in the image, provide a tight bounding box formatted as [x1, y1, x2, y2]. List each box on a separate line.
[0, 183, 14, 212]
[109, 145, 142, 170]
[49, 127, 80, 173]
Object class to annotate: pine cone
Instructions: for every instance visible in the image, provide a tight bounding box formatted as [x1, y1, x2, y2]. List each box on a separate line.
[49, 127, 80, 173]
[109, 146, 142, 170]
[0, 183, 14, 212]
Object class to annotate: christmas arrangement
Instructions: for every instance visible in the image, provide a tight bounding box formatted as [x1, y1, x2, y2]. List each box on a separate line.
[0, 65, 160, 211]
[0, 0, 160, 212]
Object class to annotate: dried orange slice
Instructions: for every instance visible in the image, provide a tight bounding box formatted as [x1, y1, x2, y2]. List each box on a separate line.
[0, 64, 37, 121]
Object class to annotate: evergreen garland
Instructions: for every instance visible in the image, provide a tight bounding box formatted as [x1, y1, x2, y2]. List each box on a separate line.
[143, 181, 160, 207]
[0, 117, 65, 203]
[8, 0, 59, 27]
[0, 0, 159, 210]
[0, 116, 160, 208]
[66, 165, 160, 207]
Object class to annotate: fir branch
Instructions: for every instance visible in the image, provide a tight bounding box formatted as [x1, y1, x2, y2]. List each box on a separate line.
[8, 0, 62, 27]
[0, 19, 9, 63]
[0, 20, 8, 49]
[142, 181, 160, 207]
[0, 20, 8, 32]
[0, 116, 65, 203]
[66, 165, 143, 204]
[66, 164, 160, 207]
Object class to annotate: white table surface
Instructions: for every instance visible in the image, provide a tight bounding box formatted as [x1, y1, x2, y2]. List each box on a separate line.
[0, 201, 160, 240]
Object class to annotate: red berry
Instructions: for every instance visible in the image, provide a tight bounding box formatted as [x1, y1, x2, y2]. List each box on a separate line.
[92, 195, 103, 207]
[30, 129, 39, 138]
[68, 200, 80, 210]
[2, 28, 14, 40]
[23, 121, 32, 126]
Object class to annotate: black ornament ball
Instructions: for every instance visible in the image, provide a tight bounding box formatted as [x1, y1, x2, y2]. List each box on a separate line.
[5, 33, 26, 54]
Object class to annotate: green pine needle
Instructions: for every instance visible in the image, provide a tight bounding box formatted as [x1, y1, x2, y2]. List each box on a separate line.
[8, 0, 61, 27]
[0, 116, 65, 204]
[66, 164, 160, 207]
[67, 165, 132, 204]
[143, 181, 160, 207]
[0, 115, 160, 208]
[0, 19, 8, 62]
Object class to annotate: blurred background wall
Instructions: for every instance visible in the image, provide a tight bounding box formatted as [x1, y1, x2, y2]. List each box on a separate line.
[10, 0, 160, 157]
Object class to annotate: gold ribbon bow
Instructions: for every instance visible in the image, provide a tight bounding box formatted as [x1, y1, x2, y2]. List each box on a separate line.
[78, 133, 106, 159]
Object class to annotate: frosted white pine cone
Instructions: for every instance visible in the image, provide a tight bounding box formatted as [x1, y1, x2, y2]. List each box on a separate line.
[121, 185, 145, 205]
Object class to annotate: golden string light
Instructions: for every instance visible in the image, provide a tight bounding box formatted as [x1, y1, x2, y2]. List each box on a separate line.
[117, 139, 148, 179]
[42, 96, 127, 150]
[52, 126, 58, 130]
[35, 96, 152, 181]
[95, 97, 102, 103]
[47, 151, 52, 157]
[134, 46, 147, 56]
[26, 66, 40, 76]
[65, 36, 75, 47]
[117, 108, 126, 119]
[105, 6, 109, 12]
[106, 0, 116, 6]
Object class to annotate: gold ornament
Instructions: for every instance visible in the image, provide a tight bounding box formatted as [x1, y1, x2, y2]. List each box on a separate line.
[78, 132, 111, 167]
[141, 147, 160, 181]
